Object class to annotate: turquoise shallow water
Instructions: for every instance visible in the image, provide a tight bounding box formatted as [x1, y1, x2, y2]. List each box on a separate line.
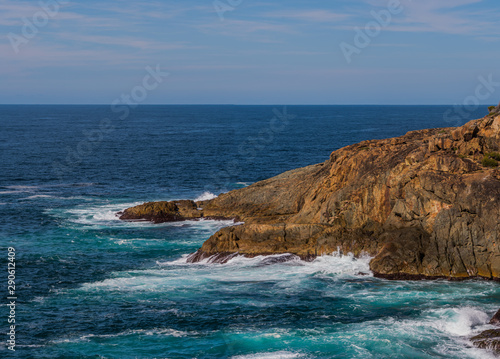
[0, 105, 499, 358]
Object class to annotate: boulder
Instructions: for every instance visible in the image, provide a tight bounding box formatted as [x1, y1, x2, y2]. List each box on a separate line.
[119, 200, 202, 223]
[471, 329, 500, 353]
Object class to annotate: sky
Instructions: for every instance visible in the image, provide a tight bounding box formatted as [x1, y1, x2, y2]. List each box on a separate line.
[1, 0, 500, 105]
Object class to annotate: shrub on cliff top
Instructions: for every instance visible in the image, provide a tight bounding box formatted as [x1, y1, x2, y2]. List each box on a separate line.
[487, 152, 500, 161]
[489, 106, 496, 113]
[482, 155, 499, 168]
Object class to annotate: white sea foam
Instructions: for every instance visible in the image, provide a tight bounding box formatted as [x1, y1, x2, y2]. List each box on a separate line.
[51, 328, 190, 344]
[23, 194, 55, 200]
[51, 200, 236, 231]
[82, 253, 372, 294]
[57, 240, 497, 358]
[231, 352, 307, 359]
[22, 195, 90, 201]
[428, 307, 490, 336]
[0, 183, 96, 196]
[111, 237, 162, 246]
[31, 296, 47, 303]
[218, 306, 492, 359]
[49, 201, 143, 228]
[335, 306, 495, 358]
[3, 185, 40, 190]
[194, 191, 218, 201]
[0, 190, 28, 195]
[166, 252, 371, 277]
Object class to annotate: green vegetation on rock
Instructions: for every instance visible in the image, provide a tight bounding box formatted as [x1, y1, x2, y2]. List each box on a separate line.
[482, 153, 500, 167]
[487, 152, 500, 161]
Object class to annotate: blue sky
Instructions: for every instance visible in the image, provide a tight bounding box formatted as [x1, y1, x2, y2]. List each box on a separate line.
[1, 0, 500, 104]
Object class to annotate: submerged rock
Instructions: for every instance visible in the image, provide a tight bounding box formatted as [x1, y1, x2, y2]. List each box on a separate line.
[471, 329, 500, 353]
[471, 309, 500, 353]
[121, 114, 500, 280]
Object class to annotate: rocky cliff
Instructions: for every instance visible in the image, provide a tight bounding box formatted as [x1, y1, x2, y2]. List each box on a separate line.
[120, 114, 500, 280]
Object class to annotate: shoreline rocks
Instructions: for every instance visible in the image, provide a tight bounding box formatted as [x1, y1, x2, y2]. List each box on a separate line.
[118, 200, 236, 223]
[471, 329, 500, 353]
[471, 309, 500, 353]
[119, 114, 500, 281]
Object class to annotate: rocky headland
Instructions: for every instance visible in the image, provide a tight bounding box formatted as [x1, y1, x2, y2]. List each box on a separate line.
[119, 114, 500, 281]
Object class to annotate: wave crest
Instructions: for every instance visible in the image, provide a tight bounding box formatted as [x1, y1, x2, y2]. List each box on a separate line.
[194, 191, 218, 201]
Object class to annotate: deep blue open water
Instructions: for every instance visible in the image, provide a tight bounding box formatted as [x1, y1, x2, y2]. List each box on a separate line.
[0, 105, 499, 358]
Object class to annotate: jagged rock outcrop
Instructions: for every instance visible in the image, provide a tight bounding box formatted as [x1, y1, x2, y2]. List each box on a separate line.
[472, 329, 500, 353]
[490, 309, 500, 325]
[119, 200, 203, 222]
[120, 114, 500, 280]
[472, 309, 500, 353]
[118, 199, 234, 223]
[489, 101, 500, 115]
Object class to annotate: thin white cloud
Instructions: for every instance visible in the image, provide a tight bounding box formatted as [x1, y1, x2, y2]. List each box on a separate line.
[73, 2, 212, 22]
[0, 43, 148, 67]
[0, 1, 54, 26]
[0, 0, 82, 26]
[56, 33, 194, 51]
[199, 19, 296, 35]
[369, 43, 412, 48]
[381, 0, 497, 36]
[172, 64, 260, 71]
[263, 10, 350, 23]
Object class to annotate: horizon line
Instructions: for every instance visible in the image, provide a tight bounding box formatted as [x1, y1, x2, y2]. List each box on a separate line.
[0, 103, 494, 107]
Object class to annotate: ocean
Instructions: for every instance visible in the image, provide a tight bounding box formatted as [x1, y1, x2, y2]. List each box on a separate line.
[0, 105, 498, 359]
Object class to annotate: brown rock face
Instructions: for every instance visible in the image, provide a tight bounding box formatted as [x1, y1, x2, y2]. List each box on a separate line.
[471, 329, 500, 353]
[121, 115, 500, 280]
[119, 200, 203, 223]
[472, 309, 500, 353]
[490, 309, 500, 326]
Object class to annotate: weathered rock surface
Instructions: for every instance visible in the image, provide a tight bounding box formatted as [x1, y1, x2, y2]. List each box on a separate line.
[119, 200, 202, 223]
[490, 101, 500, 115]
[490, 309, 500, 325]
[121, 114, 500, 280]
[471, 329, 500, 353]
[472, 309, 500, 354]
